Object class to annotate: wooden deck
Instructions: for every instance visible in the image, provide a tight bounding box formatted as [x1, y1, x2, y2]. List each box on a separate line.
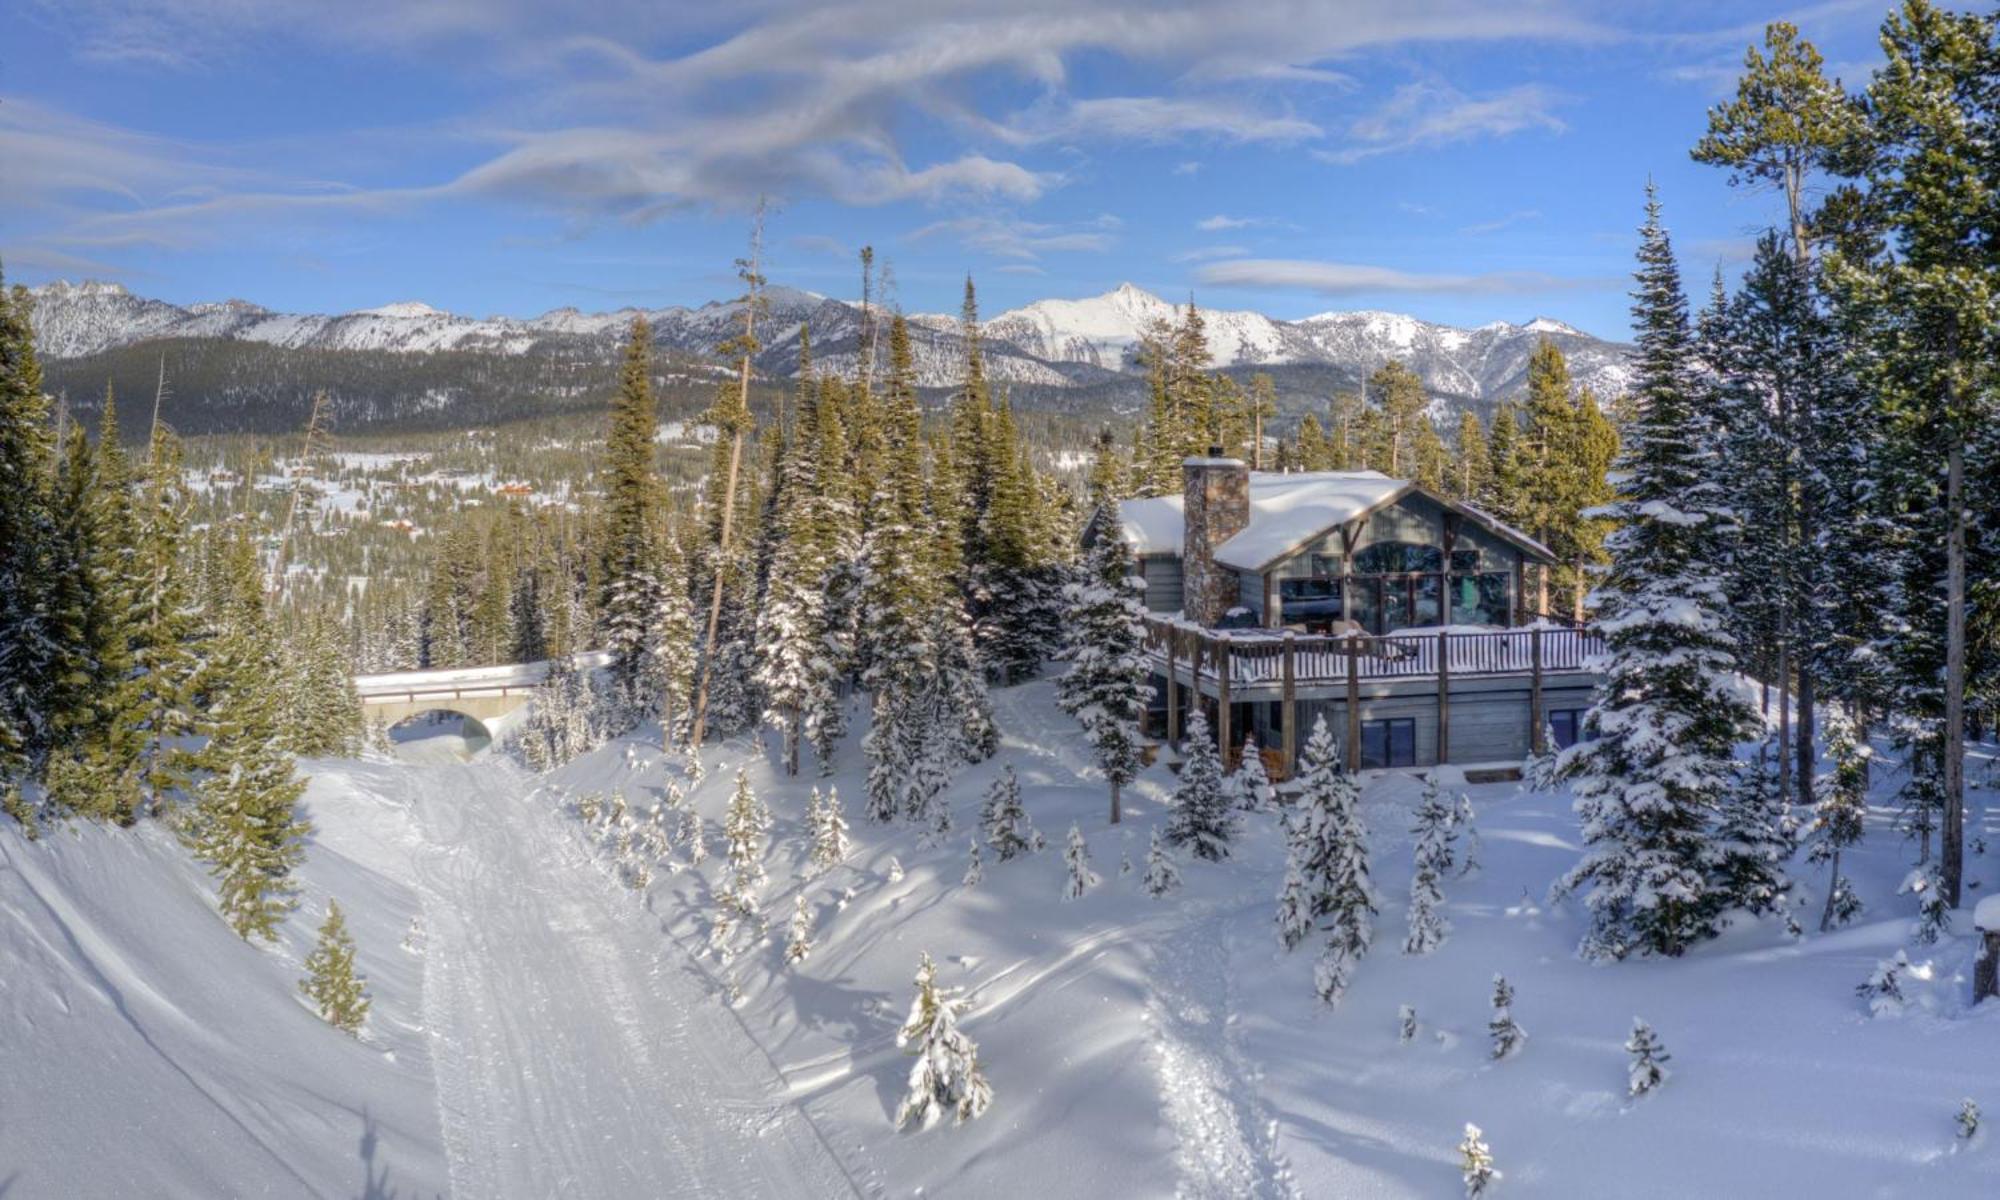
[1142, 616, 1605, 776]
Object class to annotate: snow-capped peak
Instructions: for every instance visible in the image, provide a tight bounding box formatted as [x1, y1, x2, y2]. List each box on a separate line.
[1523, 316, 1582, 336]
[357, 301, 448, 319]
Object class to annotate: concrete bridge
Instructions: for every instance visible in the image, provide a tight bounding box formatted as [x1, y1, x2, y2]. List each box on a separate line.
[353, 651, 611, 741]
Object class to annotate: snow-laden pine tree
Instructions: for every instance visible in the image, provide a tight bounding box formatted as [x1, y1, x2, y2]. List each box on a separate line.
[1459, 1124, 1498, 1197]
[981, 765, 1034, 862]
[300, 899, 370, 1035]
[642, 539, 699, 746]
[1809, 706, 1868, 930]
[1857, 949, 1910, 1017]
[785, 894, 815, 965]
[1166, 708, 1235, 861]
[1554, 186, 1761, 961]
[1405, 775, 1453, 955]
[1625, 1018, 1669, 1097]
[1055, 513, 1151, 824]
[723, 769, 770, 907]
[1227, 736, 1275, 811]
[1958, 1099, 1980, 1142]
[1275, 716, 1374, 1005]
[1711, 749, 1794, 923]
[962, 840, 984, 887]
[1488, 975, 1526, 1059]
[1399, 1004, 1417, 1044]
[756, 348, 839, 776]
[1062, 823, 1099, 901]
[808, 785, 850, 873]
[894, 952, 993, 1130]
[1143, 826, 1181, 898]
[185, 532, 310, 942]
[600, 317, 664, 717]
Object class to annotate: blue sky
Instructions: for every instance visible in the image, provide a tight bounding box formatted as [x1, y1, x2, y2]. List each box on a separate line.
[1, 0, 1894, 337]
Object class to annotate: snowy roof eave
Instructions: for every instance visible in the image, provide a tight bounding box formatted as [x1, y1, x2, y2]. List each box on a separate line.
[1211, 479, 1556, 572]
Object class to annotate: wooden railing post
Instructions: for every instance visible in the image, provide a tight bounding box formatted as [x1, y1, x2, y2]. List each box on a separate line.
[1530, 626, 1545, 755]
[1345, 637, 1361, 773]
[1437, 630, 1451, 766]
[1281, 632, 1297, 780]
[1216, 636, 1233, 768]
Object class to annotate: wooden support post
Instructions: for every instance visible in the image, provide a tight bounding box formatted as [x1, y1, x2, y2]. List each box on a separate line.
[1345, 638, 1361, 773]
[1437, 630, 1451, 766]
[1166, 626, 1181, 748]
[1530, 626, 1545, 755]
[1281, 633, 1297, 780]
[1216, 637, 1233, 769]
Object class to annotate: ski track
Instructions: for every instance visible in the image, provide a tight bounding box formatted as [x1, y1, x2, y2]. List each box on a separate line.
[404, 759, 856, 1199]
[1146, 916, 1298, 1200]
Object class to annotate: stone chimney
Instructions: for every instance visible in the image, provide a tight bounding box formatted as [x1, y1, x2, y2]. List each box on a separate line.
[1182, 449, 1250, 626]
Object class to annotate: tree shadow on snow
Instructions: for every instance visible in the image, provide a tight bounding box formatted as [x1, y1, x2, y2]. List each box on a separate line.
[356, 1109, 397, 1200]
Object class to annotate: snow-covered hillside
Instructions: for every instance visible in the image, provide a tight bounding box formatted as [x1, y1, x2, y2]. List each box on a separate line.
[10, 681, 1995, 1197]
[25, 279, 1632, 404]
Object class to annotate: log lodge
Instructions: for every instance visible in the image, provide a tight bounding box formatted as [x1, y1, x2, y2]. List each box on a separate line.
[1096, 453, 1606, 779]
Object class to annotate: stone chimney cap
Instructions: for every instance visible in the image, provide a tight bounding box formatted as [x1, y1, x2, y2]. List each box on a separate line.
[1182, 454, 1246, 467]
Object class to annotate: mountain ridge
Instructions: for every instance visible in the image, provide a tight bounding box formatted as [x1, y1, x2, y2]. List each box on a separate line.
[24, 278, 1634, 410]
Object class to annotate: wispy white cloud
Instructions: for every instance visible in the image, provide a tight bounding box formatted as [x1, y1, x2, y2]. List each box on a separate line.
[1459, 208, 1542, 235]
[1172, 160, 1203, 176]
[1171, 244, 1250, 262]
[1319, 81, 1568, 165]
[1194, 257, 1611, 296]
[1195, 214, 1295, 232]
[909, 213, 1119, 261]
[993, 96, 1319, 146]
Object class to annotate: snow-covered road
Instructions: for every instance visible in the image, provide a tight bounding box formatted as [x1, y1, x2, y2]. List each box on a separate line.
[403, 760, 857, 1199]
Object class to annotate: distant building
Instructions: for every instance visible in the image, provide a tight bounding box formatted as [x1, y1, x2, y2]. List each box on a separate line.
[1090, 455, 1602, 777]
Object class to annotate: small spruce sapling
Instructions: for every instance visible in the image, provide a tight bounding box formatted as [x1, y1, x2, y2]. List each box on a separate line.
[1459, 1123, 1498, 1197]
[1399, 1004, 1417, 1044]
[887, 857, 905, 884]
[1488, 975, 1526, 1060]
[1144, 827, 1181, 898]
[963, 840, 984, 887]
[1453, 793, 1481, 877]
[809, 785, 851, 872]
[1063, 823, 1099, 901]
[1957, 1098, 1980, 1142]
[1405, 776, 1454, 955]
[300, 900, 370, 1035]
[785, 894, 815, 965]
[1858, 950, 1911, 1017]
[1904, 862, 1951, 945]
[981, 766, 1035, 862]
[1625, 1018, 1669, 1097]
[681, 809, 708, 866]
[1167, 708, 1237, 860]
[1228, 737, 1276, 811]
[894, 952, 993, 1130]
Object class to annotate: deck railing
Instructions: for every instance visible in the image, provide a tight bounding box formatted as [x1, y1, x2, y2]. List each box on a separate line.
[1140, 618, 1603, 689]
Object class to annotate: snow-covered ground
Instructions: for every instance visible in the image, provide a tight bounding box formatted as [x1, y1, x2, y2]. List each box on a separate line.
[7, 680, 2000, 1197]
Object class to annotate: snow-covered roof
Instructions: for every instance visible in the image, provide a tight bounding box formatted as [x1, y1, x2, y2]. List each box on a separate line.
[1114, 469, 1554, 569]
[1213, 471, 1406, 570]
[1115, 495, 1184, 556]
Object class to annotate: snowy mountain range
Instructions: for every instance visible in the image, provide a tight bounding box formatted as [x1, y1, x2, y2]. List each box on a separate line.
[25, 279, 1633, 408]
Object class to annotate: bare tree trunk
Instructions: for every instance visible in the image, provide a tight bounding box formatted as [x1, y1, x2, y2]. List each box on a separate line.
[690, 211, 764, 748]
[1819, 846, 1841, 934]
[1943, 437, 1966, 907]
[1110, 779, 1122, 826]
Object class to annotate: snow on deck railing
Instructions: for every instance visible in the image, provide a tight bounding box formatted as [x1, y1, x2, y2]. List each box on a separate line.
[1140, 618, 1601, 687]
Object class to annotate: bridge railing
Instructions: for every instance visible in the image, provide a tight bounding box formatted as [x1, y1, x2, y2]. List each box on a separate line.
[353, 649, 613, 700]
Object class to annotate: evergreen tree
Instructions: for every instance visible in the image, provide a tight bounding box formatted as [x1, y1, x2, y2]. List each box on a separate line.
[723, 768, 770, 906]
[862, 317, 934, 824]
[894, 951, 993, 1130]
[300, 899, 371, 1034]
[962, 839, 984, 887]
[1404, 776, 1453, 955]
[1459, 1124, 1499, 1198]
[1625, 1018, 1670, 1097]
[1488, 974, 1527, 1059]
[1275, 716, 1374, 1005]
[642, 537, 700, 745]
[1062, 823, 1099, 901]
[1554, 186, 1761, 961]
[1143, 826, 1181, 898]
[785, 893, 815, 965]
[1056, 517, 1150, 823]
[980, 765, 1033, 862]
[599, 317, 663, 710]
[1165, 708, 1235, 861]
[1226, 736, 1275, 811]
[808, 785, 851, 873]
[0, 271, 59, 774]
[185, 532, 310, 942]
[1809, 705, 1869, 930]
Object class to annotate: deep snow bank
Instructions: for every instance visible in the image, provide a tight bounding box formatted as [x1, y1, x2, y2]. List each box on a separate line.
[0, 761, 448, 1199]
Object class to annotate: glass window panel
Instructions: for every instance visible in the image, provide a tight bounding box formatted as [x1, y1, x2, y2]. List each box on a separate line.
[1390, 719, 1416, 766]
[1353, 577, 1381, 634]
[1360, 721, 1389, 769]
[1359, 718, 1417, 768]
[1381, 579, 1413, 632]
[1449, 549, 1480, 572]
[1353, 541, 1442, 575]
[1449, 572, 1510, 626]
[1413, 575, 1442, 626]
